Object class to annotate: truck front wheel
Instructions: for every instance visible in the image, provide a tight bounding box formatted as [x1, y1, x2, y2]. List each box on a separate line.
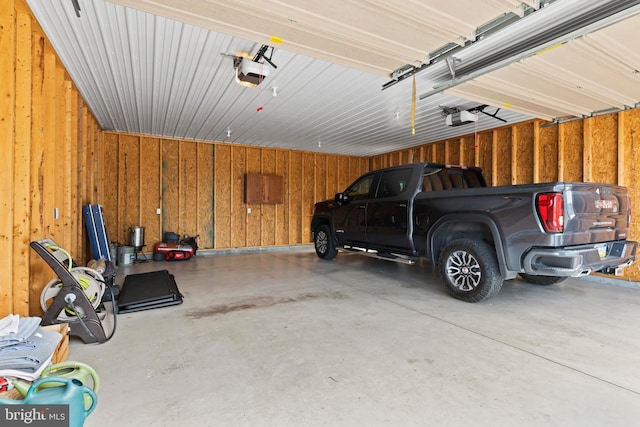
[438, 239, 503, 302]
[314, 224, 337, 260]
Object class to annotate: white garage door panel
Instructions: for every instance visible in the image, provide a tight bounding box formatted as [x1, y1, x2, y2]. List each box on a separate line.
[445, 12, 640, 121]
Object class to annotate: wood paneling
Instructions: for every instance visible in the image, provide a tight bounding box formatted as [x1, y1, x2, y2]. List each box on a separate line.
[513, 122, 534, 184]
[214, 144, 232, 248]
[180, 141, 198, 239]
[538, 123, 558, 183]
[560, 121, 583, 182]
[3, 0, 104, 316]
[140, 137, 161, 248]
[275, 150, 288, 246]
[197, 143, 214, 249]
[2, 0, 17, 314]
[119, 135, 141, 244]
[446, 139, 460, 165]
[231, 146, 247, 248]
[477, 133, 493, 186]
[161, 139, 179, 241]
[246, 147, 262, 247]
[97, 143, 368, 253]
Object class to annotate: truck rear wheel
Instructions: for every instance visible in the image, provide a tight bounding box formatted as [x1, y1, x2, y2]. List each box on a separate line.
[314, 224, 337, 260]
[438, 239, 503, 302]
[519, 273, 567, 286]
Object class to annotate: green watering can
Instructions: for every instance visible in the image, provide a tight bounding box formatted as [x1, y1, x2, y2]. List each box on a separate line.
[12, 361, 99, 409]
[0, 377, 97, 427]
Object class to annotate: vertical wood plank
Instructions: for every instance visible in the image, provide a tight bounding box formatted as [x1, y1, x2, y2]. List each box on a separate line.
[460, 136, 474, 166]
[583, 118, 593, 183]
[69, 89, 79, 256]
[119, 135, 141, 244]
[289, 151, 303, 244]
[511, 125, 518, 185]
[514, 122, 534, 184]
[231, 145, 247, 248]
[559, 121, 583, 182]
[618, 111, 626, 186]
[2, 0, 17, 315]
[102, 134, 119, 244]
[261, 148, 276, 246]
[180, 141, 198, 237]
[196, 143, 214, 249]
[314, 154, 327, 205]
[214, 144, 231, 248]
[246, 146, 262, 247]
[42, 46, 56, 241]
[140, 137, 161, 249]
[495, 128, 512, 186]
[533, 121, 540, 183]
[338, 157, 350, 194]
[478, 133, 493, 186]
[590, 114, 618, 184]
[12, 9, 31, 315]
[302, 152, 315, 244]
[276, 150, 288, 245]
[54, 66, 65, 247]
[161, 139, 179, 242]
[539, 124, 558, 183]
[29, 32, 46, 315]
[62, 78, 73, 250]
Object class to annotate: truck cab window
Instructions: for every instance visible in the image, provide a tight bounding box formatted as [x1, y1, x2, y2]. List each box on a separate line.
[345, 175, 375, 200]
[376, 169, 412, 198]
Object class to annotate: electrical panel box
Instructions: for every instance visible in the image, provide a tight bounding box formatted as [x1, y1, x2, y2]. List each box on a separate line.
[245, 174, 284, 204]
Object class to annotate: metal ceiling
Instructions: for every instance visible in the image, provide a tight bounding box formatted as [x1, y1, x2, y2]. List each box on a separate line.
[25, 0, 640, 156]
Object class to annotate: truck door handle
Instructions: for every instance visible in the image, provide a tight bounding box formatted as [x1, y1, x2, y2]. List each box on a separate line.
[395, 203, 407, 208]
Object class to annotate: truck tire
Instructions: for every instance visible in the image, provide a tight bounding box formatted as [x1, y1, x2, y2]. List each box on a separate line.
[438, 239, 503, 303]
[519, 273, 567, 286]
[314, 224, 337, 260]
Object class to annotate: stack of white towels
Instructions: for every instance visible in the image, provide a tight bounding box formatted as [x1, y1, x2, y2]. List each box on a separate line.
[0, 315, 62, 381]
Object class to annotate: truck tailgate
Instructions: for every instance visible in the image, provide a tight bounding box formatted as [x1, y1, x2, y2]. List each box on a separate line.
[564, 183, 630, 244]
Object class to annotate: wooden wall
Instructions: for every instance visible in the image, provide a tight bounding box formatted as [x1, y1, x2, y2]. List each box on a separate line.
[101, 133, 368, 252]
[1, 0, 104, 317]
[369, 113, 640, 281]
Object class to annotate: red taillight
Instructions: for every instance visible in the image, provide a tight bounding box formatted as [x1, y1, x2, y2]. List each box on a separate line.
[536, 193, 564, 233]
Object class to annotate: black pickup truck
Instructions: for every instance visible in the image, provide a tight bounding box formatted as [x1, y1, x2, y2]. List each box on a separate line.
[311, 162, 637, 302]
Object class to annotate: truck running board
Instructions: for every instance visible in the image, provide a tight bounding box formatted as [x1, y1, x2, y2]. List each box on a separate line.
[340, 246, 416, 265]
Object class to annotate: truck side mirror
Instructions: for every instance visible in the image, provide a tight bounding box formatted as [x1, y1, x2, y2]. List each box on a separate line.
[335, 192, 348, 206]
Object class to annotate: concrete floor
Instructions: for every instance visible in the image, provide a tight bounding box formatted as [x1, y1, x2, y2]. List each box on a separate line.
[70, 247, 640, 427]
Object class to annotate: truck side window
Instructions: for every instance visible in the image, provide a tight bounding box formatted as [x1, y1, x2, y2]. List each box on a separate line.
[375, 169, 412, 198]
[345, 175, 375, 200]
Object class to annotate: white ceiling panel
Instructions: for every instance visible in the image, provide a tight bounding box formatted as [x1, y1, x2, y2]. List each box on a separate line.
[106, 0, 540, 76]
[445, 12, 640, 121]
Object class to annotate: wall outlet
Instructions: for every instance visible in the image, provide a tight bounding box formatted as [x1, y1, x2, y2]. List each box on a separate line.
[247, 208, 251, 214]
[156, 208, 161, 215]
[54, 208, 59, 219]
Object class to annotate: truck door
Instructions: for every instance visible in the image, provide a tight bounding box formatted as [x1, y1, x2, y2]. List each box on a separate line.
[333, 172, 378, 245]
[366, 167, 413, 251]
